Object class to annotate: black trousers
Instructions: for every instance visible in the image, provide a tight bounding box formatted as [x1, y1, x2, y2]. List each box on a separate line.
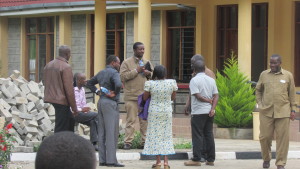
[52, 103, 75, 133]
[191, 114, 215, 162]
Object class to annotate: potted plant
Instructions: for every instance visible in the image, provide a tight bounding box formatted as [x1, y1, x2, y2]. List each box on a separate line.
[214, 54, 256, 139]
[0, 123, 15, 169]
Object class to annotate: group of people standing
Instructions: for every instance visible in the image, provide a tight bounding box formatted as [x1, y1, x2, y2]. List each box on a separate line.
[41, 42, 296, 169]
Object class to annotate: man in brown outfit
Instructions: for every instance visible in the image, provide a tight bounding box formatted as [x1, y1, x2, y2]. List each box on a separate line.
[120, 42, 152, 149]
[43, 45, 78, 133]
[256, 54, 296, 169]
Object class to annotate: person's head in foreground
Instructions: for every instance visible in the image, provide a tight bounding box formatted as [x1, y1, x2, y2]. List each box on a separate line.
[35, 131, 96, 169]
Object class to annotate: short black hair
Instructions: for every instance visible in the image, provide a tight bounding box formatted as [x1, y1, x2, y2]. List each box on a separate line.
[194, 60, 205, 73]
[270, 54, 282, 62]
[152, 65, 166, 80]
[133, 42, 144, 50]
[106, 55, 118, 65]
[35, 132, 96, 169]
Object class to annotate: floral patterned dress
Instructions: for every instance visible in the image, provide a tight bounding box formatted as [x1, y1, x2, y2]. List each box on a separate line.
[142, 79, 178, 155]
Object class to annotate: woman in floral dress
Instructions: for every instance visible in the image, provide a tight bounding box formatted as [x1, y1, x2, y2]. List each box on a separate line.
[142, 65, 178, 169]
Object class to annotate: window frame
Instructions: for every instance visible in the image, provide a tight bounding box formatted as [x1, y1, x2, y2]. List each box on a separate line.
[25, 17, 54, 82]
[295, 2, 300, 86]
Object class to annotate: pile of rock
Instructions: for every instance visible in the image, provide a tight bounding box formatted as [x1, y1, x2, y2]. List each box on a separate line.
[0, 70, 94, 152]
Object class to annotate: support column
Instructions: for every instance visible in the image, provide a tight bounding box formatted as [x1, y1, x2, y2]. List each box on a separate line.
[59, 13, 71, 47]
[238, 0, 252, 78]
[94, 0, 106, 73]
[138, 0, 151, 61]
[195, 0, 202, 54]
[0, 17, 8, 77]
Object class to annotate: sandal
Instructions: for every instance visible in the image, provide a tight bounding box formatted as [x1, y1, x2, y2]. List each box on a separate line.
[152, 164, 161, 169]
[164, 165, 170, 169]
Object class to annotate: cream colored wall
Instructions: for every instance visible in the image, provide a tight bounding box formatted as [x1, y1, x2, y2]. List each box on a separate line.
[0, 17, 8, 77]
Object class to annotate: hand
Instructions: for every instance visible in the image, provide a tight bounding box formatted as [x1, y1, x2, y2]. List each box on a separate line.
[72, 110, 79, 116]
[106, 91, 116, 98]
[290, 111, 296, 121]
[143, 70, 151, 76]
[82, 107, 91, 112]
[209, 109, 215, 117]
[184, 105, 191, 116]
[136, 66, 144, 73]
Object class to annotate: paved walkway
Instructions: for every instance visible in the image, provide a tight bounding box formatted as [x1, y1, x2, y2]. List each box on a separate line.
[11, 139, 300, 162]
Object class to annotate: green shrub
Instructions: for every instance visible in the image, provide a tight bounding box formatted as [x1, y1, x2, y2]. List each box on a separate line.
[118, 132, 143, 149]
[215, 54, 256, 128]
[174, 142, 192, 149]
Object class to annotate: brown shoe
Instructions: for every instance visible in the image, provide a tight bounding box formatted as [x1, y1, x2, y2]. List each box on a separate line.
[205, 162, 214, 166]
[184, 160, 201, 166]
[277, 166, 285, 169]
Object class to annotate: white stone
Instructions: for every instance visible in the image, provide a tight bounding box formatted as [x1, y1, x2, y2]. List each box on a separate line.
[27, 102, 35, 112]
[0, 117, 5, 129]
[0, 85, 13, 98]
[19, 113, 33, 120]
[49, 115, 55, 122]
[47, 105, 55, 116]
[12, 115, 23, 124]
[25, 133, 33, 141]
[0, 78, 10, 85]
[27, 81, 40, 96]
[4, 98, 16, 106]
[0, 106, 12, 121]
[20, 84, 30, 95]
[17, 128, 25, 135]
[0, 91, 3, 98]
[11, 106, 20, 112]
[27, 93, 39, 102]
[0, 98, 12, 110]
[30, 109, 38, 116]
[35, 99, 44, 110]
[15, 97, 28, 105]
[13, 79, 25, 87]
[25, 120, 38, 127]
[17, 104, 27, 113]
[7, 84, 20, 97]
[24, 126, 38, 134]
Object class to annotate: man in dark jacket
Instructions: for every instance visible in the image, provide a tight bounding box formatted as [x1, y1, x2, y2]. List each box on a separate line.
[43, 45, 78, 133]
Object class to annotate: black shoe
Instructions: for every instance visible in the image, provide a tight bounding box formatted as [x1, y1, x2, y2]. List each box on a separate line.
[123, 144, 131, 150]
[137, 144, 144, 149]
[106, 163, 125, 167]
[93, 143, 99, 151]
[99, 162, 106, 166]
[200, 158, 206, 163]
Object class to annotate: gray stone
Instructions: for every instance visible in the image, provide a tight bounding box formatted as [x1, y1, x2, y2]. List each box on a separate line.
[0, 91, 3, 98]
[41, 118, 52, 126]
[4, 98, 17, 105]
[11, 106, 20, 112]
[19, 113, 33, 120]
[27, 81, 41, 96]
[30, 109, 38, 116]
[0, 106, 12, 121]
[25, 120, 38, 127]
[12, 115, 23, 124]
[36, 110, 47, 121]
[1, 85, 13, 98]
[12, 146, 27, 152]
[25, 133, 33, 141]
[13, 122, 20, 130]
[23, 147, 34, 153]
[27, 102, 35, 112]
[17, 128, 24, 135]
[11, 110, 20, 116]
[0, 98, 12, 109]
[49, 115, 55, 122]
[7, 84, 20, 97]
[44, 103, 50, 109]
[15, 97, 28, 105]
[0, 78, 10, 85]
[47, 105, 55, 116]
[26, 141, 41, 147]
[24, 126, 38, 134]
[17, 104, 27, 113]
[27, 93, 39, 102]
[13, 78, 25, 87]
[35, 99, 44, 110]
[20, 83, 30, 95]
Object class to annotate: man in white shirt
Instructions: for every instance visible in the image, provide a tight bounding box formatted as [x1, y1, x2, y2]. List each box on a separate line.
[184, 60, 219, 166]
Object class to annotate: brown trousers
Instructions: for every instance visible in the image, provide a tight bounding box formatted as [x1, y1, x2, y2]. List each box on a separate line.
[124, 100, 148, 145]
[259, 113, 290, 166]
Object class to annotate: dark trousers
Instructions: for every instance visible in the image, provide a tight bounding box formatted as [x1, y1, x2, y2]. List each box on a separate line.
[191, 114, 215, 162]
[52, 103, 75, 133]
[75, 111, 98, 143]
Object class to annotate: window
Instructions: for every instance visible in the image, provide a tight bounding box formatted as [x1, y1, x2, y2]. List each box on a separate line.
[295, 2, 300, 86]
[252, 3, 268, 82]
[167, 11, 195, 83]
[90, 13, 125, 76]
[217, 5, 238, 71]
[26, 17, 54, 82]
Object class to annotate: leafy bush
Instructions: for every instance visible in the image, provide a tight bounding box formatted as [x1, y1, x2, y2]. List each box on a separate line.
[215, 55, 256, 128]
[174, 142, 192, 149]
[0, 123, 15, 169]
[118, 132, 143, 149]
